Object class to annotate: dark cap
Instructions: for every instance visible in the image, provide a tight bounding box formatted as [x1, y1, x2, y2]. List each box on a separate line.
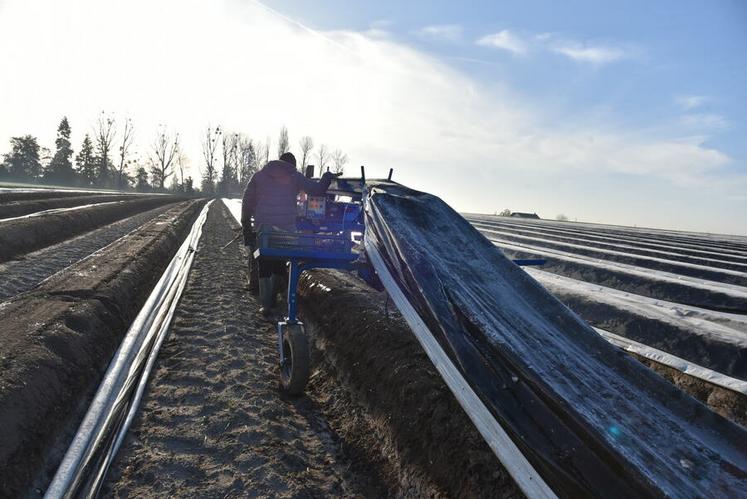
[279, 152, 296, 167]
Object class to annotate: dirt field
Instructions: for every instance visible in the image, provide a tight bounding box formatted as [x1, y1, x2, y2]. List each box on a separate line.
[0, 200, 204, 497]
[3, 195, 744, 497]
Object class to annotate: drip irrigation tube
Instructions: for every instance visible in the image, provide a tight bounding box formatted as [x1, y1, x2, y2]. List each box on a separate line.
[44, 200, 213, 499]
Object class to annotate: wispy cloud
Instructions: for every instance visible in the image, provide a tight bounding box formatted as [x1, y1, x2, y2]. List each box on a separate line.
[675, 95, 708, 111]
[548, 41, 626, 64]
[679, 113, 729, 129]
[476, 30, 528, 55]
[415, 24, 462, 43]
[477, 30, 632, 64]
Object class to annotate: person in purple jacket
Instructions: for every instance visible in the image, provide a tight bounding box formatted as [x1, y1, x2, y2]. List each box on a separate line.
[241, 152, 336, 315]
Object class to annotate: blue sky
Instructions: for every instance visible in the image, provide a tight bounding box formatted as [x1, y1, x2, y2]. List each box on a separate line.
[268, 0, 747, 162]
[261, 0, 747, 233]
[1, 0, 745, 234]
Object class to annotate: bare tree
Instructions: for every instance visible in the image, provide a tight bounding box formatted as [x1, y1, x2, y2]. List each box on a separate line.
[254, 140, 267, 171]
[316, 144, 329, 173]
[231, 134, 242, 185]
[150, 125, 179, 191]
[237, 134, 256, 188]
[219, 132, 239, 195]
[116, 117, 134, 189]
[299, 136, 313, 173]
[94, 111, 116, 187]
[201, 125, 221, 194]
[331, 149, 348, 174]
[176, 151, 189, 187]
[277, 125, 289, 158]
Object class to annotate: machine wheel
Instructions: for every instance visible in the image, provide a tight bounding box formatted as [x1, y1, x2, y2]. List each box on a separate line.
[279, 324, 310, 396]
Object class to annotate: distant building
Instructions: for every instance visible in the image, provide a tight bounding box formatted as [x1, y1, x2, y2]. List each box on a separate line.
[510, 212, 540, 219]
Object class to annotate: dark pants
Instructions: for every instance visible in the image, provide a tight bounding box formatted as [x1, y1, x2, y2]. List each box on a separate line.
[257, 258, 285, 278]
[255, 224, 292, 279]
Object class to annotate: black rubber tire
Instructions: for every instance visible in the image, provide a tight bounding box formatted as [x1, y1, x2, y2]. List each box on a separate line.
[279, 324, 310, 396]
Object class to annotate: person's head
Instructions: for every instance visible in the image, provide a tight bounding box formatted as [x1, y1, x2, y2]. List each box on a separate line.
[279, 152, 296, 167]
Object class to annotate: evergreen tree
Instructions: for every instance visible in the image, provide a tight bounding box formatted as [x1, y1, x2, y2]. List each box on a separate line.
[45, 117, 76, 185]
[184, 176, 194, 195]
[75, 134, 97, 186]
[135, 166, 150, 192]
[1, 135, 41, 181]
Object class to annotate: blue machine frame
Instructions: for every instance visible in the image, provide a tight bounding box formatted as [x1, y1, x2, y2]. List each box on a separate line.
[253, 170, 370, 370]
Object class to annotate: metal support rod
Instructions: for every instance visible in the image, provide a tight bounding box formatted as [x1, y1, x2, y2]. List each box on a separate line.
[277, 322, 285, 365]
[286, 259, 301, 323]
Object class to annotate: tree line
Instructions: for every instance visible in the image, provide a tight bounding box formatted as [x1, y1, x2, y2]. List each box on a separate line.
[1, 116, 350, 197]
[200, 124, 350, 197]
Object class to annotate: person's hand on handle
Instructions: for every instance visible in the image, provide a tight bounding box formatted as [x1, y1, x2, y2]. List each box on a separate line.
[321, 171, 343, 181]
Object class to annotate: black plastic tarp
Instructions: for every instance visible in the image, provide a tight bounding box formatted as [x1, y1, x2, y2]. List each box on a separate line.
[364, 180, 747, 498]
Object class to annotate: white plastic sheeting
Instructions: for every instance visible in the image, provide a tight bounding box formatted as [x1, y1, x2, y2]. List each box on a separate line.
[595, 327, 747, 395]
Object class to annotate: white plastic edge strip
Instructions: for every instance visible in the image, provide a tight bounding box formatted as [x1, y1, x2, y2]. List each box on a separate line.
[595, 327, 747, 396]
[0, 200, 127, 223]
[365, 241, 557, 499]
[44, 200, 213, 498]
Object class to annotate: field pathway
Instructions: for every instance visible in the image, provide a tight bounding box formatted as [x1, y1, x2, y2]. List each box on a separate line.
[103, 202, 379, 498]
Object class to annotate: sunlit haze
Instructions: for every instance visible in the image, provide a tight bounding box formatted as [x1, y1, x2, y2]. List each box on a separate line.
[1, 0, 745, 234]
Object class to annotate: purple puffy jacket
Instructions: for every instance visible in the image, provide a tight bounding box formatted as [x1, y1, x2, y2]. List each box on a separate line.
[241, 160, 333, 231]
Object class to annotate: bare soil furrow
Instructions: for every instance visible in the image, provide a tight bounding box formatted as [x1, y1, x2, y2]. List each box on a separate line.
[0, 189, 106, 203]
[0, 204, 175, 300]
[0, 193, 145, 220]
[0, 196, 180, 262]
